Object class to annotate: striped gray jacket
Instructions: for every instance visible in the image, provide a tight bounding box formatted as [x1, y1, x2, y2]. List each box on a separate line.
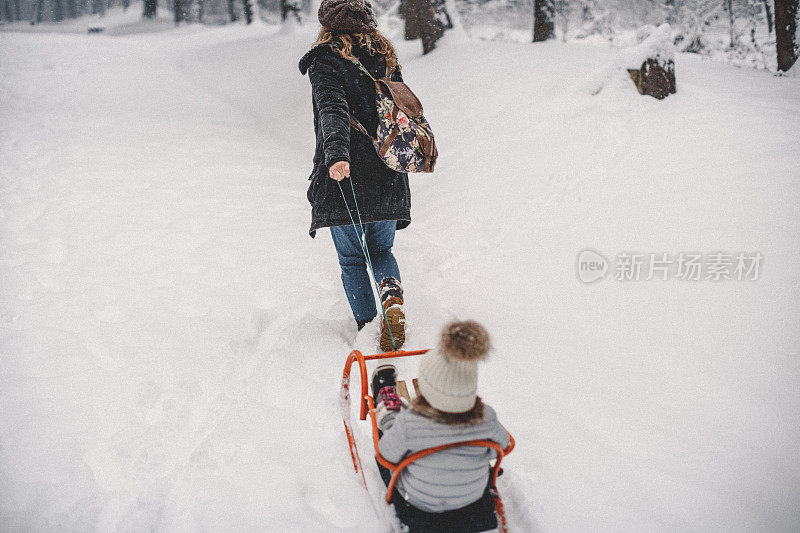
[378, 404, 510, 513]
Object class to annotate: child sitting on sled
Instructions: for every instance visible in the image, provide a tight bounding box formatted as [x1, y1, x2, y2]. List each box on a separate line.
[371, 320, 511, 533]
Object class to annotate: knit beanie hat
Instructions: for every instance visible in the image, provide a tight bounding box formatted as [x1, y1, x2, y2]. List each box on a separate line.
[318, 0, 377, 34]
[417, 321, 491, 413]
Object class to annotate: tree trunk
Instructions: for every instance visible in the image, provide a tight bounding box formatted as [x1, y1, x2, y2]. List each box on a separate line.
[775, 0, 798, 71]
[727, 0, 737, 47]
[243, 0, 252, 23]
[432, 0, 452, 29]
[32, 0, 44, 24]
[227, 0, 238, 21]
[66, 0, 78, 18]
[13, 0, 20, 20]
[533, 0, 554, 42]
[142, 0, 156, 18]
[424, 0, 446, 54]
[3, 0, 12, 21]
[404, 0, 445, 54]
[400, 0, 418, 40]
[174, 0, 185, 23]
[764, 0, 774, 33]
[54, 0, 64, 20]
[280, 0, 300, 21]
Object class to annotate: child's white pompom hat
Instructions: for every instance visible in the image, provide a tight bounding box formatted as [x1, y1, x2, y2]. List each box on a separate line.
[417, 321, 491, 413]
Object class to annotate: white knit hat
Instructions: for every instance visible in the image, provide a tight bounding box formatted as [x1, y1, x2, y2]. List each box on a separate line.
[417, 321, 491, 413]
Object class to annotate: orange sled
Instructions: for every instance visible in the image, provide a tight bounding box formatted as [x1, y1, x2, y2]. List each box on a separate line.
[341, 348, 515, 532]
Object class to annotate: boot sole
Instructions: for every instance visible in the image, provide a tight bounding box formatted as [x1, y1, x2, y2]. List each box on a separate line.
[380, 306, 405, 352]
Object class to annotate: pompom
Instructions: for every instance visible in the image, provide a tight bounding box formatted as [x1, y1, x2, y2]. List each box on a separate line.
[440, 321, 491, 361]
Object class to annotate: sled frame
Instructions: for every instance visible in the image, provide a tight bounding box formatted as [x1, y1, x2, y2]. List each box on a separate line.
[341, 349, 515, 533]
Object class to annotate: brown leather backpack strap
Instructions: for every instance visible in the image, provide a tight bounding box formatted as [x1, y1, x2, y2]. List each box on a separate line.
[350, 116, 375, 140]
[424, 134, 437, 172]
[379, 125, 400, 157]
[378, 80, 423, 118]
[348, 56, 376, 81]
[378, 106, 401, 157]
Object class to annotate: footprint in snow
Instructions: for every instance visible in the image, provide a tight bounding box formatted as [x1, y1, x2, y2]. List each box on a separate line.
[302, 482, 361, 530]
[42, 238, 66, 264]
[175, 294, 208, 318]
[95, 304, 124, 323]
[126, 245, 163, 273]
[84, 334, 122, 371]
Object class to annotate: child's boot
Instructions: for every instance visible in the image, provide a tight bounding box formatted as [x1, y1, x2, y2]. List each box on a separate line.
[371, 364, 403, 419]
[379, 277, 405, 352]
[371, 364, 397, 397]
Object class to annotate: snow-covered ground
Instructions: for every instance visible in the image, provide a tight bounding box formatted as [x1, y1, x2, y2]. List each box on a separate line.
[1, 11, 799, 532]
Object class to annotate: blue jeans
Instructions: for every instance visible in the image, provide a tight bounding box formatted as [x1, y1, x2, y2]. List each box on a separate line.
[330, 221, 401, 323]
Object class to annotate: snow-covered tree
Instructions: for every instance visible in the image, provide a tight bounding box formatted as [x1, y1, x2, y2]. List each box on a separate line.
[280, 0, 300, 22]
[665, 0, 723, 51]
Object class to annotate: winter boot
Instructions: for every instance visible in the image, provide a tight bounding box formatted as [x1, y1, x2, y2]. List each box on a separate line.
[371, 364, 397, 398]
[379, 277, 405, 352]
[371, 364, 403, 412]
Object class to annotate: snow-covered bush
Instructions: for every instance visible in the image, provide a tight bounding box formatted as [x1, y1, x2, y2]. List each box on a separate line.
[590, 22, 677, 97]
[616, 22, 675, 68]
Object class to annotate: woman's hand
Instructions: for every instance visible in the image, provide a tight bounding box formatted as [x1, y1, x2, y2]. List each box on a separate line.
[329, 161, 350, 181]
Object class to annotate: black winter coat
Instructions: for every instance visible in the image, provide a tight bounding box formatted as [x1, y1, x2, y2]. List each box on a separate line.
[299, 42, 411, 237]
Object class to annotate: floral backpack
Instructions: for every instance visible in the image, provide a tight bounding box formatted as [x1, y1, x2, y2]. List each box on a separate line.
[348, 57, 438, 173]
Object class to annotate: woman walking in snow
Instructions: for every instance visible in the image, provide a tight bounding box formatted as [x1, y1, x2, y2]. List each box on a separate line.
[299, 0, 409, 351]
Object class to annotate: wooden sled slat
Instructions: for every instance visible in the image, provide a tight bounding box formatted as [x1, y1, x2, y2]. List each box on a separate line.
[396, 380, 410, 401]
[412, 378, 421, 397]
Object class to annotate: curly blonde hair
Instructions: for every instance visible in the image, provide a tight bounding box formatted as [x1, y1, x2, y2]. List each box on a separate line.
[315, 28, 401, 73]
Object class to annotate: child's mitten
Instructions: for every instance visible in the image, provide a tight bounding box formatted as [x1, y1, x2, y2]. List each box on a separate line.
[375, 386, 403, 424]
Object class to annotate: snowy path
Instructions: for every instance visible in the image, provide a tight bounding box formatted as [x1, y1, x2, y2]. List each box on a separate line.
[2, 21, 800, 532]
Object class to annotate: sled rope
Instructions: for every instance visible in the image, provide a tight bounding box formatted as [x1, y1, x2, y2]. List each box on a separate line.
[338, 179, 398, 351]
